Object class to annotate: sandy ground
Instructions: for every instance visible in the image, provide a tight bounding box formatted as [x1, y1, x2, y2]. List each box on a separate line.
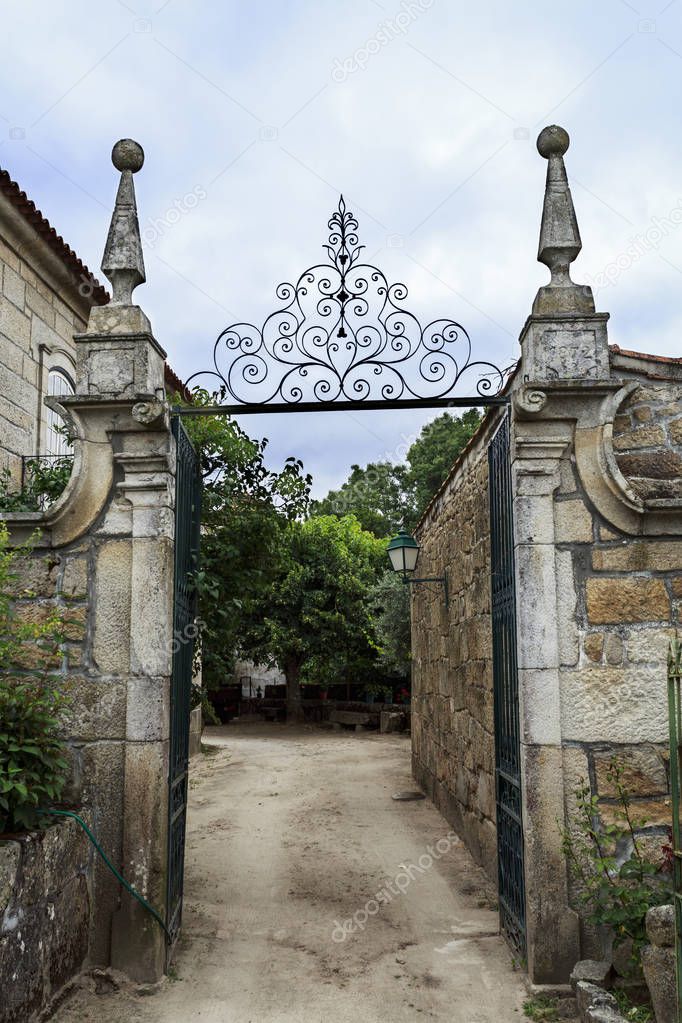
[53, 724, 528, 1023]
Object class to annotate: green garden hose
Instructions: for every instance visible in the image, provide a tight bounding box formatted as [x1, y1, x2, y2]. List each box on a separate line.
[37, 808, 171, 942]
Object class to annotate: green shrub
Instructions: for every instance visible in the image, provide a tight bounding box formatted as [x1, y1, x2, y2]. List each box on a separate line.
[0, 522, 69, 833]
[561, 759, 672, 969]
[0, 455, 73, 512]
[0, 680, 68, 832]
[523, 996, 559, 1021]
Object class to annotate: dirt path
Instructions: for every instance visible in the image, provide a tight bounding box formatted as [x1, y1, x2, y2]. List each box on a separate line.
[54, 724, 528, 1022]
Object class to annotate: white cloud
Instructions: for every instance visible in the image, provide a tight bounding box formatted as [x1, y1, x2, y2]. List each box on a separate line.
[0, 0, 680, 493]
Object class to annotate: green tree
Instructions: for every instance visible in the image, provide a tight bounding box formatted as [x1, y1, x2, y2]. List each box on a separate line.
[312, 410, 483, 537]
[310, 461, 408, 538]
[244, 515, 385, 720]
[369, 571, 411, 681]
[405, 409, 482, 520]
[183, 391, 311, 692]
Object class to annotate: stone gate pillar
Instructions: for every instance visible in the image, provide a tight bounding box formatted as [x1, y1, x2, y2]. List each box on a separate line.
[2, 140, 176, 983]
[76, 140, 174, 982]
[511, 125, 682, 983]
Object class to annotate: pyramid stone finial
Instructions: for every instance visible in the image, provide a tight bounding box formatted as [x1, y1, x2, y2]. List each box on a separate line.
[533, 125, 594, 315]
[102, 139, 146, 305]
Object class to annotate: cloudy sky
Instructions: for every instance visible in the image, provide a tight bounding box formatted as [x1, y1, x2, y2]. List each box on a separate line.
[1, 0, 681, 495]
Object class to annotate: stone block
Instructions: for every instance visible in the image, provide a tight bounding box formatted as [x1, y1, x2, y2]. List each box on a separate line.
[617, 450, 682, 480]
[130, 537, 174, 677]
[585, 1006, 625, 1023]
[560, 664, 667, 743]
[613, 424, 666, 450]
[25, 282, 55, 325]
[3, 263, 25, 309]
[380, 710, 404, 733]
[93, 540, 132, 673]
[575, 981, 617, 1016]
[514, 494, 555, 544]
[600, 526, 622, 541]
[62, 677, 127, 741]
[516, 544, 559, 668]
[0, 333, 24, 375]
[584, 632, 604, 662]
[641, 944, 676, 1023]
[555, 498, 594, 543]
[593, 542, 682, 572]
[557, 549, 579, 666]
[522, 743, 582, 984]
[0, 238, 21, 272]
[646, 904, 674, 947]
[46, 874, 90, 992]
[593, 747, 667, 798]
[670, 417, 682, 445]
[571, 960, 613, 990]
[63, 604, 87, 642]
[59, 557, 88, 599]
[126, 676, 171, 741]
[586, 578, 669, 625]
[0, 818, 91, 1022]
[627, 627, 675, 664]
[0, 360, 35, 414]
[0, 294, 31, 348]
[599, 796, 671, 828]
[520, 668, 561, 744]
[603, 634, 623, 665]
[7, 552, 60, 597]
[0, 842, 20, 914]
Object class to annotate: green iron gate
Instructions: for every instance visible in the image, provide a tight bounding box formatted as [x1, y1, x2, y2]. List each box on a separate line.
[488, 412, 526, 958]
[167, 417, 202, 943]
[667, 637, 682, 1023]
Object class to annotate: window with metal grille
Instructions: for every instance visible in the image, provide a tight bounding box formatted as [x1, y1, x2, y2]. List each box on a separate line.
[46, 369, 75, 456]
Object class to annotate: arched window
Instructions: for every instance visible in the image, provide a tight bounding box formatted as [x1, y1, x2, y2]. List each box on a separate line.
[46, 369, 75, 456]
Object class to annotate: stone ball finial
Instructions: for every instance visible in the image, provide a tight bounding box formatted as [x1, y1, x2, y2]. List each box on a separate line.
[112, 138, 144, 173]
[536, 125, 570, 159]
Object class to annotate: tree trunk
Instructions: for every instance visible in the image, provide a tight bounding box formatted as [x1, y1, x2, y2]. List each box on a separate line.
[285, 659, 303, 723]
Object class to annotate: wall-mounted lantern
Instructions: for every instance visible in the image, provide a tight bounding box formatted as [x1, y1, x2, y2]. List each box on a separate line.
[387, 529, 449, 607]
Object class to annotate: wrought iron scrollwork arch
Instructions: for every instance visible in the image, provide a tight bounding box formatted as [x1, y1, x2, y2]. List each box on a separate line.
[185, 197, 505, 407]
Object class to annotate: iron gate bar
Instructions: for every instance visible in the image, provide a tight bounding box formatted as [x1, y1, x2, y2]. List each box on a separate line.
[183, 195, 507, 410]
[171, 396, 511, 417]
[489, 410, 526, 959]
[167, 416, 201, 945]
[666, 637, 682, 1023]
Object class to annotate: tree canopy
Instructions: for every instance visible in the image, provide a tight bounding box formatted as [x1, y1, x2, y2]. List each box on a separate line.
[242, 514, 385, 719]
[405, 409, 482, 520]
[310, 461, 408, 538]
[311, 409, 483, 536]
[184, 392, 311, 691]
[183, 399, 483, 719]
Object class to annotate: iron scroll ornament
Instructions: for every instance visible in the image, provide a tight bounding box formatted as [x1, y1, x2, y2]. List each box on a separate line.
[184, 197, 506, 409]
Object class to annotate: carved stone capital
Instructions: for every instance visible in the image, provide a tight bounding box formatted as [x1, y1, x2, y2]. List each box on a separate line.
[514, 387, 548, 416]
[132, 398, 167, 426]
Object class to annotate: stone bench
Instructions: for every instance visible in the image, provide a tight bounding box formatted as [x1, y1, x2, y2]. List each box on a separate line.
[329, 710, 371, 731]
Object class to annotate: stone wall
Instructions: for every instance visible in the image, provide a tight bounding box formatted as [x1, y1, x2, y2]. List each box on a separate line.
[613, 379, 682, 500]
[0, 218, 91, 482]
[7, 537, 125, 967]
[411, 412, 502, 882]
[557, 379, 681, 950]
[0, 817, 91, 1023]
